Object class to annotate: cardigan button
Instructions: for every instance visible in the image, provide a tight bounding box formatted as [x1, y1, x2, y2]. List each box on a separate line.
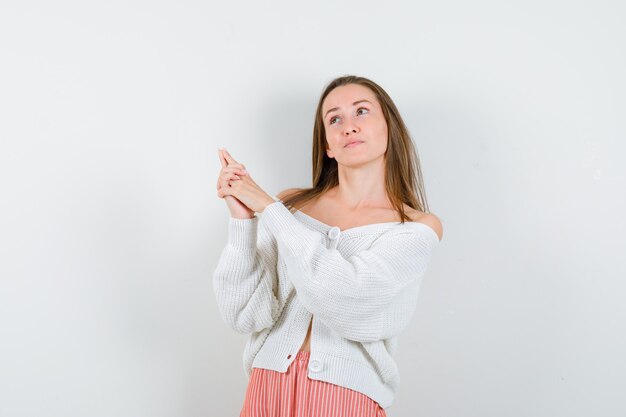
[327, 226, 341, 240]
[309, 359, 323, 372]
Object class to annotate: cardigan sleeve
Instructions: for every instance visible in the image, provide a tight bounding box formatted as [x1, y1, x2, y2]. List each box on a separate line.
[212, 215, 281, 334]
[259, 201, 439, 343]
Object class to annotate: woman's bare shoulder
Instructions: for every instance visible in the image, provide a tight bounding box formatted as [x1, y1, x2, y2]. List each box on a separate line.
[406, 206, 444, 242]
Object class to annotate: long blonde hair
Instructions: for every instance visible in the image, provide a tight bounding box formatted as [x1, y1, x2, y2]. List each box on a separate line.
[281, 75, 431, 222]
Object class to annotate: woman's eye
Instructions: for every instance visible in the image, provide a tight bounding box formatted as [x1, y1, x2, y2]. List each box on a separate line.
[329, 108, 368, 125]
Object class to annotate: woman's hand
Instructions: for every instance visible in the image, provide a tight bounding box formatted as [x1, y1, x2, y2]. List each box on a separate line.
[216, 148, 255, 219]
[216, 148, 276, 215]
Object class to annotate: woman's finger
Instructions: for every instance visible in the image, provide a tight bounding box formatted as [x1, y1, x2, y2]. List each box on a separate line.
[218, 184, 235, 198]
[218, 171, 243, 190]
[226, 166, 249, 175]
[221, 149, 247, 170]
[222, 148, 240, 166]
[216, 165, 247, 189]
[217, 173, 240, 189]
[218, 149, 228, 168]
[227, 163, 245, 170]
[221, 168, 247, 179]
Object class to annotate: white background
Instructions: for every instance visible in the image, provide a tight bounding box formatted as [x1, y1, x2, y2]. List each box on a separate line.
[1, 1, 625, 416]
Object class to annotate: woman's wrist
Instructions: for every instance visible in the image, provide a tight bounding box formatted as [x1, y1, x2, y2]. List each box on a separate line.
[257, 195, 280, 213]
[230, 214, 256, 220]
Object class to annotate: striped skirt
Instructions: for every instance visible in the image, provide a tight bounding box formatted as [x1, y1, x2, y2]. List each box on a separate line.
[240, 350, 386, 417]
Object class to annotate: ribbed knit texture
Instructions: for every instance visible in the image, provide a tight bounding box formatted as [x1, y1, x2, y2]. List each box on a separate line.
[213, 200, 440, 410]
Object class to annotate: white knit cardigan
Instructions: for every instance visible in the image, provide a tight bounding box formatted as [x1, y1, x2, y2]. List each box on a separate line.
[212, 198, 440, 409]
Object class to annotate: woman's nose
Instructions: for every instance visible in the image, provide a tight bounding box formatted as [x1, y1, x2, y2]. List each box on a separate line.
[343, 122, 359, 135]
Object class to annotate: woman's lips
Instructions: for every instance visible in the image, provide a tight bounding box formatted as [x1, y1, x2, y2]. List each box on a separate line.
[344, 141, 363, 148]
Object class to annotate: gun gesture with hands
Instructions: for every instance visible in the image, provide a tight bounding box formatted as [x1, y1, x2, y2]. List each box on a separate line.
[216, 148, 275, 217]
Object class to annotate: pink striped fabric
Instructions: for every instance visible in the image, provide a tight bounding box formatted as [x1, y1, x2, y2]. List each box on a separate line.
[240, 350, 386, 417]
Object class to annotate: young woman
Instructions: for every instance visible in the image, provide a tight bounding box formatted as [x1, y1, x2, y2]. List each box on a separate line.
[214, 75, 443, 417]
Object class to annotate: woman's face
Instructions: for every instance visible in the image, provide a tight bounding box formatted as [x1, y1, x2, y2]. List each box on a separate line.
[322, 83, 388, 166]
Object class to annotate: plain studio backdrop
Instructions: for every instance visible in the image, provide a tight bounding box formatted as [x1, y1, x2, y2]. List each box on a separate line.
[0, 1, 624, 416]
